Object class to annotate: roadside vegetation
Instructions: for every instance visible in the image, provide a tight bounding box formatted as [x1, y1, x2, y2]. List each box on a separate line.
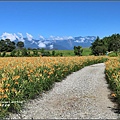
[105, 57, 120, 104]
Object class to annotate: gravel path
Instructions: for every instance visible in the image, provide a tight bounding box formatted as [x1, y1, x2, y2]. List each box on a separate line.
[9, 63, 119, 119]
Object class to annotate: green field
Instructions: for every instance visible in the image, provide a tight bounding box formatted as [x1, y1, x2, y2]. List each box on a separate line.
[0, 47, 92, 57]
[50, 47, 92, 56]
[82, 47, 92, 56]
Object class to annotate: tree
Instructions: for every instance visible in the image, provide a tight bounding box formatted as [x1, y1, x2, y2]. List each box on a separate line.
[74, 46, 83, 56]
[90, 36, 107, 56]
[17, 41, 24, 49]
[52, 50, 56, 56]
[41, 48, 45, 53]
[21, 48, 28, 56]
[5, 39, 16, 52]
[16, 50, 21, 57]
[108, 36, 120, 55]
[74, 46, 78, 55]
[33, 50, 39, 56]
[10, 50, 16, 57]
[0, 39, 16, 52]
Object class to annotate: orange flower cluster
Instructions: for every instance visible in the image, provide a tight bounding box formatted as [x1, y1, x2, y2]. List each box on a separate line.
[105, 57, 120, 103]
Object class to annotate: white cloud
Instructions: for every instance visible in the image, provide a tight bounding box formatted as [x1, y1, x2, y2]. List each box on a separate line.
[74, 38, 85, 43]
[74, 40, 80, 43]
[49, 45, 53, 49]
[49, 36, 74, 40]
[1, 32, 17, 41]
[26, 33, 33, 41]
[43, 41, 51, 44]
[38, 41, 46, 48]
[74, 37, 85, 43]
[18, 32, 23, 38]
[50, 35, 54, 39]
[80, 38, 85, 42]
[55, 36, 64, 40]
[49, 36, 55, 41]
[31, 41, 34, 44]
[17, 32, 25, 42]
[65, 36, 74, 40]
[39, 35, 45, 40]
[14, 33, 19, 40]
[91, 37, 96, 40]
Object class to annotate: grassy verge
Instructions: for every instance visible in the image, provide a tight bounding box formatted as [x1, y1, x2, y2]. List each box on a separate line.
[50, 47, 92, 56]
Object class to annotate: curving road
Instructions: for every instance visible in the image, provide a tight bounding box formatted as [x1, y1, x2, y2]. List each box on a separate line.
[9, 63, 119, 119]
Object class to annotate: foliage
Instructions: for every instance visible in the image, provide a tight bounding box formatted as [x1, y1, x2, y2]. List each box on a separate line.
[10, 50, 16, 57]
[33, 50, 39, 56]
[50, 50, 75, 56]
[74, 46, 83, 56]
[108, 52, 118, 57]
[91, 34, 120, 56]
[1, 52, 6, 57]
[16, 41, 24, 49]
[52, 50, 56, 56]
[0, 39, 16, 52]
[21, 48, 28, 56]
[90, 36, 107, 56]
[41, 51, 51, 56]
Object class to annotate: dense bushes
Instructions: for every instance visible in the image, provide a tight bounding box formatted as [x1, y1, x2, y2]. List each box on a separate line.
[0, 49, 65, 57]
[91, 34, 120, 56]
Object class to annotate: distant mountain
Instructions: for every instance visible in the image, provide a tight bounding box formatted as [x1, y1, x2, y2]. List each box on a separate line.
[18, 36, 96, 50]
[0, 33, 96, 50]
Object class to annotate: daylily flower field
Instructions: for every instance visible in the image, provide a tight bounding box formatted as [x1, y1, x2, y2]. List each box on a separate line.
[0, 56, 119, 118]
[105, 57, 120, 103]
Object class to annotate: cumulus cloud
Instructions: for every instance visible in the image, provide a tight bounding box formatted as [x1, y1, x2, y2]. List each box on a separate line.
[49, 45, 53, 49]
[1, 32, 18, 41]
[74, 40, 80, 43]
[0, 32, 35, 43]
[74, 38, 85, 43]
[38, 41, 46, 48]
[18, 32, 23, 38]
[80, 38, 85, 42]
[17, 32, 25, 42]
[49, 35, 74, 40]
[91, 37, 96, 40]
[26, 33, 33, 41]
[43, 41, 51, 44]
[14, 33, 19, 40]
[39, 35, 45, 40]
[31, 41, 35, 44]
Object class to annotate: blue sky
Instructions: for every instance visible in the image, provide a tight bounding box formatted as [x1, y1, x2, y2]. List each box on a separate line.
[0, 1, 120, 40]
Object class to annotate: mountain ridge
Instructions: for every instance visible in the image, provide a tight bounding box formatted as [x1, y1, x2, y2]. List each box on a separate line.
[0, 33, 96, 50]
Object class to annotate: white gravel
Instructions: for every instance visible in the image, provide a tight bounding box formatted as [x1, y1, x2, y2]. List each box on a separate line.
[8, 63, 119, 119]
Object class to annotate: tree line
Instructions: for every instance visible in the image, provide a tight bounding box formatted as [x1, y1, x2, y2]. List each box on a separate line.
[0, 39, 64, 57]
[0, 39, 24, 52]
[0, 38, 83, 57]
[90, 33, 120, 56]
